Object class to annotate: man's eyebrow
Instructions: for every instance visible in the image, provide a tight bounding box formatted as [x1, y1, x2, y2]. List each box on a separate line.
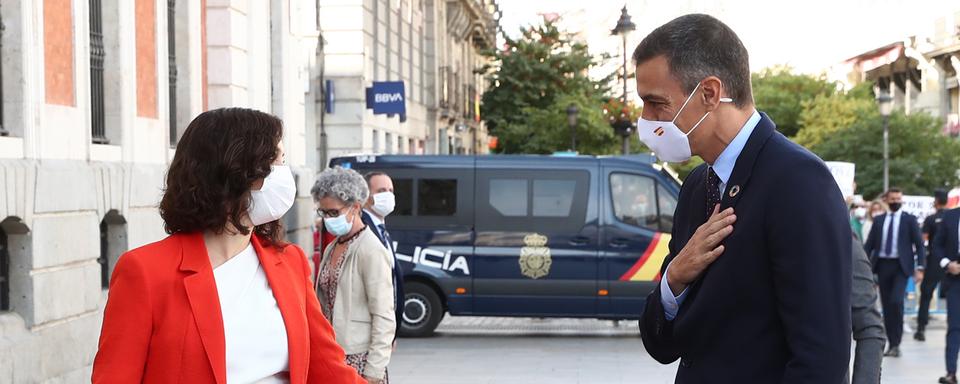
[640, 93, 668, 102]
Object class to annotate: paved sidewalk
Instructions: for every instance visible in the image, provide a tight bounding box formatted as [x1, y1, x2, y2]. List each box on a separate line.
[389, 315, 951, 384]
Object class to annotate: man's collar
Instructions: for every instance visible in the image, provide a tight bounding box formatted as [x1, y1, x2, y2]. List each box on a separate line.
[710, 110, 761, 186]
[364, 209, 385, 227]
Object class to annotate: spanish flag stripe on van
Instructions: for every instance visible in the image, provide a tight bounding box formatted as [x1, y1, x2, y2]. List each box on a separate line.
[619, 233, 672, 281]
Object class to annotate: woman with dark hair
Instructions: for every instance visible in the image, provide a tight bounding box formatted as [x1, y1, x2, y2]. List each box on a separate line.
[93, 108, 364, 384]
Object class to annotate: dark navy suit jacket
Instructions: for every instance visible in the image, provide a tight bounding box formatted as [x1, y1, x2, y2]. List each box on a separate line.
[361, 210, 405, 335]
[863, 211, 926, 276]
[934, 208, 960, 291]
[639, 113, 852, 383]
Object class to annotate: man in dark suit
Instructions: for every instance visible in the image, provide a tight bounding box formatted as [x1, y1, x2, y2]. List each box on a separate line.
[635, 14, 851, 383]
[361, 172, 405, 337]
[863, 187, 925, 357]
[917, 189, 949, 341]
[934, 207, 960, 384]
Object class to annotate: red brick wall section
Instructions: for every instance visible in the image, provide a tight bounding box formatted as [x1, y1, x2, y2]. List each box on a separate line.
[44, 0, 75, 106]
[136, 0, 158, 118]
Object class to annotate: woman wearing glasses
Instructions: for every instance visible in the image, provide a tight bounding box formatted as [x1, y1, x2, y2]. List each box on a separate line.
[311, 167, 396, 384]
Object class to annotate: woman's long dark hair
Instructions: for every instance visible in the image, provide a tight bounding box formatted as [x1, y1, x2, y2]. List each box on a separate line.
[159, 107, 286, 247]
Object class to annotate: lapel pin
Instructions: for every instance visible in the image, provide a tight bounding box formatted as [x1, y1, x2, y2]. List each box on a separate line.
[729, 185, 741, 198]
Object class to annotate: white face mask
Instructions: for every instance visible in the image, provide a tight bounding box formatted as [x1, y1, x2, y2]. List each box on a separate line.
[248, 165, 297, 226]
[854, 207, 867, 219]
[372, 192, 396, 217]
[636, 82, 733, 162]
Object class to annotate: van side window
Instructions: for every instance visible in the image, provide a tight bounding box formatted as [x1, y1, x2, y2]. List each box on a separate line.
[419, 179, 457, 216]
[478, 170, 589, 233]
[610, 173, 658, 230]
[657, 182, 677, 233]
[489, 179, 527, 217]
[532, 180, 577, 217]
[393, 178, 414, 216]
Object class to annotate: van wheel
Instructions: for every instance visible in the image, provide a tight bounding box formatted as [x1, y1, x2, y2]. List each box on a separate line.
[399, 282, 444, 337]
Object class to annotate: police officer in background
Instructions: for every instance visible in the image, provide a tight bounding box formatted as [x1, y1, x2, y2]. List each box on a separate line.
[917, 189, 950, 341]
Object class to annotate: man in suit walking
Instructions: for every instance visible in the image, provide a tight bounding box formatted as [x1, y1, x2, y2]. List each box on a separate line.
[636, 14, 851, 383]
[361, 172, 405, 337]
[917, 189, 950, 341]
[864, 187, 925, 357]
[934, 206, 960, 384]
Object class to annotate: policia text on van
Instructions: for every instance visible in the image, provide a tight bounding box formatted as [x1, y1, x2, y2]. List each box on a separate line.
[330, 154, 681, 337]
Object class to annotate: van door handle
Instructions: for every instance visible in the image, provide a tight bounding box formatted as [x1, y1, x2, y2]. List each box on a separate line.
[569, 236, 590, 246]
[610, 238, 630, 249]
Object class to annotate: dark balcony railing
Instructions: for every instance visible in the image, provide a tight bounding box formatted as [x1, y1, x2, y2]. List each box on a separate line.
[167, 0, 178, 145]
[1, 229, 8, 311]
[90, 0, 108, 144]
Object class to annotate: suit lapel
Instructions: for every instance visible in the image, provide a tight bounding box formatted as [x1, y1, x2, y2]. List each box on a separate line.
[179, 233, 227, 384]
[253, 236, 308, 383]
[719, 113, 776, 212]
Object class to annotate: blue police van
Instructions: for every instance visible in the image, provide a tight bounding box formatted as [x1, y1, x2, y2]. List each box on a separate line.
[330, 154, 681, 337]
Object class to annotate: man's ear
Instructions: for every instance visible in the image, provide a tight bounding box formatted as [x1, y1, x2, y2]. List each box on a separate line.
[700, 76, 724, 111]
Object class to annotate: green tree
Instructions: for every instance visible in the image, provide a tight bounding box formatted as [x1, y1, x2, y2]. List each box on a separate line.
[809, 111, 960, 199]
[479, 20, 612, 154]
[794, 93, 875, 149]
[752, 66, 837, 138]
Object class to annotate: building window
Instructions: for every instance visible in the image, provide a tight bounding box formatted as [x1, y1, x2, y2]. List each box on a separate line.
[385, 133, 393, 154]
[372, 129, 380, 152]
[98, 212, 128, 290]
[90, 0, 108, 143]
[167, 0, 177, 145]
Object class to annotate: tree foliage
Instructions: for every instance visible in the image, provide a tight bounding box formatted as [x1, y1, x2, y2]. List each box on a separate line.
[479, 20, 613, 154]
[807, 110, 960, 199]
[752, 66, 837, 138]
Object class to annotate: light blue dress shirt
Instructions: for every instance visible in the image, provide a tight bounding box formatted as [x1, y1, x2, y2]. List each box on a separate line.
[660, 110, 761, 321]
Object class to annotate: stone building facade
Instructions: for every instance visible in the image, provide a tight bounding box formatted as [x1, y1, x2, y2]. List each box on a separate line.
[0, 0, 323, 381]
[317, 0, 499, 162]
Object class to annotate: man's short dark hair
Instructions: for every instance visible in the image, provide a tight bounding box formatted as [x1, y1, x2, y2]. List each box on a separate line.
[364, 171, 390, 184]
[632, 14, 752, 108]
[934, 189, 948, 205]
[886, 187, 903, 195]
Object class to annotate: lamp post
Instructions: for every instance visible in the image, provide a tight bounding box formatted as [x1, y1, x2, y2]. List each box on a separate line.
[877, 91, 893, 192]
[611, 5, 636, 155]
[566, 103, 579, 152]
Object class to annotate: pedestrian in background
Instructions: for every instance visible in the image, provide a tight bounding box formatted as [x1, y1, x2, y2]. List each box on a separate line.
[93, 108, 363, 383]
[849, 233, 886, 384]
[361, 172, 405, 339]
[934, 205, 960, 384]
[312, 167, 396, 384]
[864, 187, 926, 357]
[862, 200, 888, 240]
[917, 189, 950, 341]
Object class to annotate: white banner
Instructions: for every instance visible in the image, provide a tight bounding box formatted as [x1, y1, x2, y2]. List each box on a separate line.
[825, 161, 856, 199]
[901, 195, 936, 224]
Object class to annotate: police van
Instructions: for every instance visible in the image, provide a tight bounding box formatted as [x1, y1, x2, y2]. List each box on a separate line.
[330, 154, 681, 337]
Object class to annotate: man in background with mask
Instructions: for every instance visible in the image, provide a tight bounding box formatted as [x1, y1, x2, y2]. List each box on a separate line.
[917, 189, 950, 342]
[635, 14, 851, 382]
[864, 187, 925, 357]
[362, 172, 404, 338]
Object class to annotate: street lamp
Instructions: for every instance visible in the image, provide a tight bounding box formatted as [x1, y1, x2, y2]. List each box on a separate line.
[877, 90, 893, 192]
[566, 103, 579, 152]
[611, 5, 636, 155]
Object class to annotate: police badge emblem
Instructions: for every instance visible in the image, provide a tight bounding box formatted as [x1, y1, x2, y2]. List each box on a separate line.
[519, 233, 552, 279]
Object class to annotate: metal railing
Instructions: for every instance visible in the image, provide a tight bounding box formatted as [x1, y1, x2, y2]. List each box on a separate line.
[89, 0, 108, 144]
[167, 0, 177, 146]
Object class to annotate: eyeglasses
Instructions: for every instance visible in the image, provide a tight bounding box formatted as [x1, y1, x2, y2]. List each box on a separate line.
[316, 205, 352, 219]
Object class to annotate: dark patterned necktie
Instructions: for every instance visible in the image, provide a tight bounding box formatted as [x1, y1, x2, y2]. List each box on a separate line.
[706, 167, 721, 217]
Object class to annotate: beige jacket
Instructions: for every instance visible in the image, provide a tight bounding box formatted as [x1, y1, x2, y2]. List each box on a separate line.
[316, 227, 396, 380]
